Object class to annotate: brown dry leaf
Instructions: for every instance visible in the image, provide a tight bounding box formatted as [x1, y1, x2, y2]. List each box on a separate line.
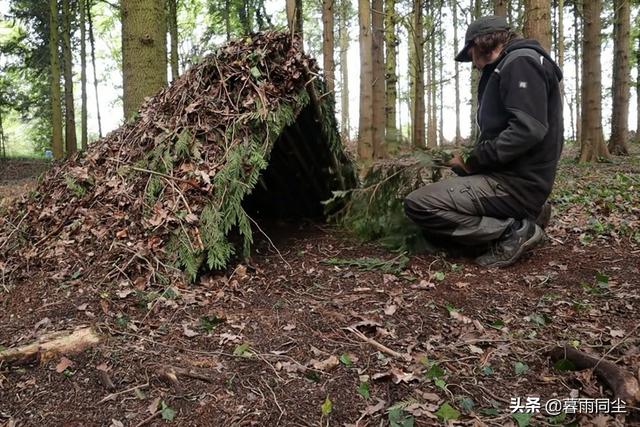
[411, 279, 434, 290]
[468, 344, 484, 355]
[450, 309, 473, 324]
[359, 398, 386, 418]
[384, 304, 397, 316]
[383, 274, 397, 284]
[610, 329, 625, 338]
[116, 289, 133, 299]
[312, 355, 339, 371]
[96, 363, 109, 372]
[55, 357, 74, 373]
[372, 368, 419, 384]
[417, 390, 440, 402]
[148, 396, 161, 415]
[404, 402, 438, 418]
[182, 324, 199, 338]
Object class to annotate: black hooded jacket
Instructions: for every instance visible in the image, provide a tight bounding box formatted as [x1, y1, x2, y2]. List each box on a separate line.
[464, 39, 564, 217]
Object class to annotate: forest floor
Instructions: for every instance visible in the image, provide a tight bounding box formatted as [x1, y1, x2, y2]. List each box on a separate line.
[1, 146, 640, 427]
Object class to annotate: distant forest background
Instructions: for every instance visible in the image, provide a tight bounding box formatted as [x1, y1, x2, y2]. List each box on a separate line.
[0, 0, 635, 162]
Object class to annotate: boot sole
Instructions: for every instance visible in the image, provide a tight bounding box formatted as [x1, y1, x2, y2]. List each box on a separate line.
[477, 224, 545, 268]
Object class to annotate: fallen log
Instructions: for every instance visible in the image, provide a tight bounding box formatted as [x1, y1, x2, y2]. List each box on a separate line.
[0, 327, 101, 365]
[549, 345, 640, 405]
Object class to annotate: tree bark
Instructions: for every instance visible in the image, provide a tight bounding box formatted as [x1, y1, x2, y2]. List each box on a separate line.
[469, 0, 480, 144]
[573, 0, 581, 143]
[372, 0, 386, 158]
[287, 0, 303, 42]
[322, 0, 336, 94]
[428, 17, 437, 148]
[452, 0, 460, 143]
[168, 0, 179, 81]
[411, 0, 425, 149]
[608, 0, 630, 155]
[637, 14, 640, 135]
[339, 0, 350, 141]
[384, 0, 398, 148]
[523, 0, 551, 52]
[62, 0, 77, 156]
[358, 0, 374, 160]
[79, 0, 88, 150]
[87, 0, 102, 138]
[49, 0, 64, 160]
[121, 0, 168, 120]
[494, 0, 507, 17]
[579, 0, 609, 162]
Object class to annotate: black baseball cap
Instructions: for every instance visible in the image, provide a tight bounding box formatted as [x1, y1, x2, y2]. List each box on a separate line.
[455, 15, 510, 62]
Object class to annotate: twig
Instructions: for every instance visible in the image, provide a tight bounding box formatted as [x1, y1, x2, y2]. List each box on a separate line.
[98, 382, 149, 404]
[247, 214, 291, 270]
[133, 411, 160, 427]
[0, 212, 28, 250]
[261, 378, 285, 425]
[345, 327, 411, 361]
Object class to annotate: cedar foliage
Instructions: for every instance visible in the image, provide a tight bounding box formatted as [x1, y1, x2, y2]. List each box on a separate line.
[0, 33, 355, 289]
[326, 149, 455, 253]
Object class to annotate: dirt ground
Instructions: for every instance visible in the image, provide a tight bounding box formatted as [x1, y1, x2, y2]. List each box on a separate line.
[1, 149, 639, 427]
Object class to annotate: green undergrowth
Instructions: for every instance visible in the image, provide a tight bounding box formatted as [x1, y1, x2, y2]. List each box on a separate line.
[551, 151, 640, 243]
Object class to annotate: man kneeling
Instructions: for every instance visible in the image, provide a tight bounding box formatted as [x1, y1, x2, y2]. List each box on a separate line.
[404, 16, 563, 268]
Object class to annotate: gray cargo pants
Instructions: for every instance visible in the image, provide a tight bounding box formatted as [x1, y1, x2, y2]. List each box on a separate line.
[404, 175, 528, 246]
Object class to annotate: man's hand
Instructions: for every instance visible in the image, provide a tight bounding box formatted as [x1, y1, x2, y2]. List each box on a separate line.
[448, 153, 470, 174]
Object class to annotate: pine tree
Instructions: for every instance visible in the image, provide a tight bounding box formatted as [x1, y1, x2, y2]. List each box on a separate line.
[49, 0, 64, 159]
[122, 0, 168, 119]
[579, 0, 609, 162]
[358, 0, 374, 159]
[523, 0, 551, 52]
[62, 0, 77, 155]
[609, 0, 630, 155]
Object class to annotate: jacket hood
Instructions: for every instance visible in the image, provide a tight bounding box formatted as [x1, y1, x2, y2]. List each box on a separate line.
[502, 38, 563, 82]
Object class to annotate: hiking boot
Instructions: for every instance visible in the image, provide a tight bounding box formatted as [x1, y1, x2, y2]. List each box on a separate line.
[475, 219, 545, 268]
[535, 202, 552, 229]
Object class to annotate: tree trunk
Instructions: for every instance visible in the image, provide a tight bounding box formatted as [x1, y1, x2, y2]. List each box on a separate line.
[87, 0, 102, 139]
[384, 0, 398, 148]
[411, 0, 425, 149]
[523, 0, 551, 52]
[579, 0, 609, 162]
[429, 19, 438, 147]
[287, 0, 303, 42]
[224, 0, 231, 40]
[339, 0, 350, 141]
[79, 0, 88, 150]
[358, 0, 374, 160]
[0, 109, 5, 158]
[494, 0, 507, 17]
[574, 0, 581, 143]
[49, 0, 64, 159]
[121, 0, 168, 120]
[407, 17, 415, 144]
[62, 0, 77, 156]
[372, 0, 386, 158]
[237, 0, 251, 35]
[637, 14, 640, 135]
[322, 0, 336, 94]
[608, 0, 630, 155]
[438, 9, 444, 145]
[452, 0, 460, 143]
[168, 0, 179, 81]
[469, 0, 480, 144]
